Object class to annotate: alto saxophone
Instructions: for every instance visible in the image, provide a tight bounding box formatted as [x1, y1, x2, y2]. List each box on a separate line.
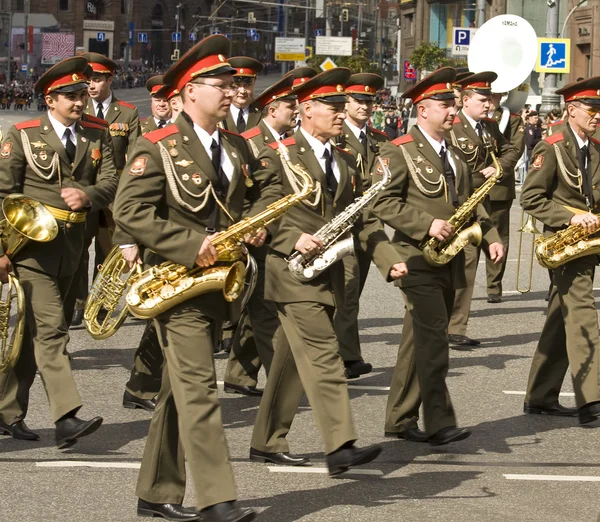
[287, 156, 391, 282]
[421, 131, 503, 266]
[126, 142, 314, 319]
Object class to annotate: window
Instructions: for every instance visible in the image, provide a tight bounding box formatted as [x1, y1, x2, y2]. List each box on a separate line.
[59, 0, 68, 10]
[16, 0, 24, 10]
[121, 0, 125, 14]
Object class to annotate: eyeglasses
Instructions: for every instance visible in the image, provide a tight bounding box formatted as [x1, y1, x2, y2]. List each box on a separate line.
[193, 81, 238, 94]
[573, 104, 600, 117]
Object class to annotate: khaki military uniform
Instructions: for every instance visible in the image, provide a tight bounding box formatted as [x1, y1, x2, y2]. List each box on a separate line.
[448, 112, 520, 336]
[140, 116, 159, 135]
[251, 129, 374, 455]
[0, 113, 118, 424]
[521, 126, 600, 409]
[372, 126, 500, 435]
[221, 104, 261, 134]
[114, 113, 280, 510]
[332, 122, 400, 362]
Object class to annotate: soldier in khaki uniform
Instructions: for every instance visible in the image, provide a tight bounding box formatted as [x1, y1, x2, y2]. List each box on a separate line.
[139, 75, 173, 135]
[220, 57, 263, 133]
[114, 36, 279, 522]
[249, 69, 393, 473]
[333, 73, 401, 379]
[0, 57, 117, 447]
[521, 77, 600, 424]
[447, 72, 520, 347]
[222, 75, 298, 395]
[372, 68, 504, 444]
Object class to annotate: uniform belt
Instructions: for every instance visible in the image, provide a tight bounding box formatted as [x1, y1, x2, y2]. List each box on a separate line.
[43, 204, 87, 223]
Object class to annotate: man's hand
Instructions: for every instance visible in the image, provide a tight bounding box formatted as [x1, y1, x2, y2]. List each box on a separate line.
[294, 233, 324, 256]
[488, 242, 505, 264]
[428, 219, 454, 242]
[480, 166, 497, 179]
[389, 262, 408, 280]
[61, 188, 91, 211]
[244, 227, 268, 248]
[120, 245, 140, 271]
[0, 255, 13, 284]
[571, 212, 600, 234]
[195, 233, 219, 268]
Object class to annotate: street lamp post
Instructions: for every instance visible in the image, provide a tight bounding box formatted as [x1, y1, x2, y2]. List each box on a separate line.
[539, 0, 561, 115]
[175, 3, 182, 57]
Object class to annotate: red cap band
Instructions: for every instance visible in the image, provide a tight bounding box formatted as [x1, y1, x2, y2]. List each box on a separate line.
[234, 67, 257, 76]
[89, 62, 114, 75]
[462, 81, 492, 91]
[345, 84, 376, 95]
[297, 84, 345, 103]
[413, 82, 454, 101]
[150, 84, 163, 95]
[293, 77, 311, 87]
[562, 88, 600, 102]
[174, 53, 230, 92]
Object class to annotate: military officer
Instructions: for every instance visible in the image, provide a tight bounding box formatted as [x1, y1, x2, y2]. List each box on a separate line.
[249, 68, 391, 474]
[140, 75, 173, 135]
[165, 85, 183, 122]
[372, 67, 503, 444]
[447, 72, 520, 347]
[114, 35, 279, 522]
[222, 74, 298, 395]
[220, 56, 263, 133]
[521, 77, 600, 424]
[524, 110, 542, 167]
[0, 57, 117, 447]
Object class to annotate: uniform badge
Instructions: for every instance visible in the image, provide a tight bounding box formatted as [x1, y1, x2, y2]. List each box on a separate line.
[182, 174, 190, 181]
[1, 142, 12, 159]
[129, 156, 148, 176]
[532, 155, 544, 170]
[376, 158, 390, 174]
[414, 156, 424, 164]
[231, 151, 238, 159]
[175, 159, 194, 167]
[241, 163, 253, 187]
[468, 143, 474, 150]
[191, 173, 202, 185]
[30, 141, 45, 149]
[460, 144, 466, 149]
[81, 137, 87, 143]
[425, 166, 434, 174]
[39, 150, 48, 161]
[260, 159, 269, 168]
[91, 148, 102, 167]
[168, 139, 178, 157]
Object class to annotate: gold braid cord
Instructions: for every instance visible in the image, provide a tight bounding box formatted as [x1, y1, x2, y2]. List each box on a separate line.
[399, 144, 445, 196]
[20, 130, 61, 182]
[247, 138, 260, 159]
[159, 141, 234, 221]
[553, 144, 583, 193]
[279, 149, 322, 208]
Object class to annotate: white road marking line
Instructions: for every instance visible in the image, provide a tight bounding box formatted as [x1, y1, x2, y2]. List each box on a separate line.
[503, 390, 575, 397]
[504, 474, 600, 482]
[348, 384, 391, 391]
[267, 466, 383, 475]
[36, 461, 140, 469]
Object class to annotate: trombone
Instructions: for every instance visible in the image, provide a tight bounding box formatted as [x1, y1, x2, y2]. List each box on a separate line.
[516, 210, 541, 293]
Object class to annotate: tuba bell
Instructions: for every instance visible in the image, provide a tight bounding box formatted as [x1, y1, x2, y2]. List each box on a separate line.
[0, 194, 59, 372]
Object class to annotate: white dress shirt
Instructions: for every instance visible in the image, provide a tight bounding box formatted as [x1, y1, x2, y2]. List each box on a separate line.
[299, 127, 341, 183]
[263, 120, 285, 142]
[154, 117, 170, 127]
[47, 111, 77, 148]
[345, 119, 367, 142]
[570, 123, 590, 170]
[417, 126, 457, 174]
[92, 94, 112, 119]
[193, 123, 234, 181]
[230, 105, 249, 128]
[462, 111, 483, 134]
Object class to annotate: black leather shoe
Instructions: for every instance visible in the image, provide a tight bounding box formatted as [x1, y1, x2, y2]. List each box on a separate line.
[428, 426, 471, 446]
[55, 416, 103, 449]
[326, 444, 383, 476]
[344, 360, 373, 379]
[523, 402, 578, 417]
[0, 419, 40, 441]
[223, 383, 263, 397]
[448, 334, 480, 346]
[578, 402, 600, 424]
[201, 501, 256, 522]
[137, 499, 202, 521]
[123, 390, 156, 411]
[249, 447, 311, 466]
[398, 428, 429, 442]
[487, 296, 502, 304]
[218, 338, 233, 354]
[71, 308, 84, 327]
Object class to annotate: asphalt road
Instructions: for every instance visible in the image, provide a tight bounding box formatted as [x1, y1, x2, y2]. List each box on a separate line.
[1, 83, 599, 522]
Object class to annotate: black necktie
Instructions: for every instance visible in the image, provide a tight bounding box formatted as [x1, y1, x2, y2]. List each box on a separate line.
[236, 110, 246, 133]
[96, 103, 104, 120]
[475, 122, 483, 139]
[440, 146, 458, 207]
[323, 148, 338, 196]
[64, 128, 76, 164]
[359, 131, 367, 155]
[579, 144, 593, 208]
[157, 119, 167, 129]
[210, 138, 229, 194]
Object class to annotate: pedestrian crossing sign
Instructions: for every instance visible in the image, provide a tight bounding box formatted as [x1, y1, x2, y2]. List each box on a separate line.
[535, 38, 570, 74]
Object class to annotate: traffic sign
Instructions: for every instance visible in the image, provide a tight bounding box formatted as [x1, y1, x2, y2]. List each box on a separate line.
[172, 32, 181, 43]
[403, 61, 416, 80]
[452, 27, 477, 56]
[247, 29, 258, 37]
[189, 32, 197, 41]
[211, 28, 221, 35]
[225, 33, 231, 39]
[251, 33, 260, 42]
[21, 64, 28, 72]
[536, 38, 570, 74]
[316, 36, 352, 57]
[138, 33, 147, 43]
[97, 32, 106, 42]
[275, 37, 305, 61]
[320, 57, 337, 71]
[314, 29, 323, 37]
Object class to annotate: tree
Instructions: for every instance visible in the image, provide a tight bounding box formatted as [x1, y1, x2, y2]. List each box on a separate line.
[409, 42, 468, 78]
[306, 49, 382, 74]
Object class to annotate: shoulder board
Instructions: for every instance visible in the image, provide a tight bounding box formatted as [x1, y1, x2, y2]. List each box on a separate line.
[280, 136, 296, 147]
[80, 120, 106, 131]
[84, 114, 108, 127]
[144, 124, 178, 144]
[368, 126, 388, 137]
[15, 119, 40, 130]
[220, 127, 241, 137]
[453, 116, 461, 125]
[391, 135, 413, 146]
[544, 132, 564, 145]
[483, 117, 496, 123]
[241, 127, 261, 139]
[511, 113, 521, 118]
[591, 137, 600, 146]
[333, 145, 352, 155]
[117, 100, 136, 110]
[549, 120, 564, 127]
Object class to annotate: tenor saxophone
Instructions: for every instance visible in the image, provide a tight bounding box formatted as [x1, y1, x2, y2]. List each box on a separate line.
[126, 143, 314, 319]
[287, 156, 391, 282]
[421, 131, 503, 266]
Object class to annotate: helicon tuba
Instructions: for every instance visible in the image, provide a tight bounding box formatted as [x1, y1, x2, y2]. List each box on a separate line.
[0, 194, 59, 372]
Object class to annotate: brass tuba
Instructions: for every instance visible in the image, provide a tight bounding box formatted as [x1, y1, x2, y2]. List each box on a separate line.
[0, 194, 59, 372]
[126, 143, 314, 319]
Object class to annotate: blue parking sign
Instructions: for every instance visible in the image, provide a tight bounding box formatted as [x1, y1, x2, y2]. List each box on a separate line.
[536, 38, 570, 74]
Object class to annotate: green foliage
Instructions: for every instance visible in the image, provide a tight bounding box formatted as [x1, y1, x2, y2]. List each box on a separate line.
[408, 42, 468, 73]
[307, 49, 382, 74]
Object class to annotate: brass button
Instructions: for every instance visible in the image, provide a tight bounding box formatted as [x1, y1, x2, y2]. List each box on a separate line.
[65, 223, 72, 229]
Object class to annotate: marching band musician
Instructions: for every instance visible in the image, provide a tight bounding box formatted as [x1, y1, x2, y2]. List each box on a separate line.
[249, 68, 398, 473]
[114, 35, 280, 522]
[0, 57, 118, 447]
[139, 75, 173, 134]
[372, 68, 504, 444]
[222, 74, 298, 396]
[221, 57, 263, 133]
[446, 72, 520, 347]
[521, 77, 600, 424]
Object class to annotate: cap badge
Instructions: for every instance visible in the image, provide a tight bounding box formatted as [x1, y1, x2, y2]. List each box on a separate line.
[218, 54, 225, 62]
[365, 86, 370, 92]
[446, 83, 451, 89]
[72, 74, 80, 81]
[336, 85, 343, 92]
[240, 68, 244, 74]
